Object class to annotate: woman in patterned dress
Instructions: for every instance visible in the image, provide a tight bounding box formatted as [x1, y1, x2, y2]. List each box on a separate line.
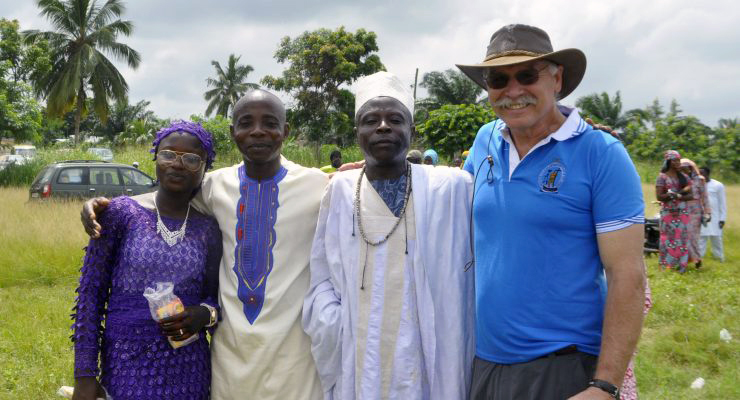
[72, 121, 222, 400]
[655, 150, 693, 272]
[680, 158, 710, 269]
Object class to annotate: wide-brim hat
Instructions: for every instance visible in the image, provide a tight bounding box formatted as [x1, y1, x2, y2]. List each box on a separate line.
[456, 24, 587, 99]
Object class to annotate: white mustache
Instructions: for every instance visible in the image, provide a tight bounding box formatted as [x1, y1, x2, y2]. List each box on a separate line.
[492, 95, 537, 108]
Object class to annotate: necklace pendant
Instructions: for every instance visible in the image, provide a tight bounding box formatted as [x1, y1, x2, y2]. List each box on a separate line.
[154, 198, 190, 247]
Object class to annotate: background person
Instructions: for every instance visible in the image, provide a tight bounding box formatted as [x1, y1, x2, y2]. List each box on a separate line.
[422, 149, 438, 165]
[699, 166, 727, 262]
[320, 150, 342, 173]
[680, 158, 710, 269]
[406, 149, 422, 164]
[656, 150, 693, 272]
[72, 121, 221, 400]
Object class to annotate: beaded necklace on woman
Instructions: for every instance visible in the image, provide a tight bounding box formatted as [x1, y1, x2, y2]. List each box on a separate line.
[353, 162, 412, 289]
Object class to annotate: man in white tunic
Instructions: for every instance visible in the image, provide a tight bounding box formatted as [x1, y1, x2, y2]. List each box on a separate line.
[303, 72, 475, 400]
[699, 166, 727, 262]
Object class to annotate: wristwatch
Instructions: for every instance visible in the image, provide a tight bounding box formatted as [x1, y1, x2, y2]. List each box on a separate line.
[200, 303, 218, 328]
[589, 379, 620, 399]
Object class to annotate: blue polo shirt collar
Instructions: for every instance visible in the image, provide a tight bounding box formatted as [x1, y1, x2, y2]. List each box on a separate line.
[500, 106, 584, 178]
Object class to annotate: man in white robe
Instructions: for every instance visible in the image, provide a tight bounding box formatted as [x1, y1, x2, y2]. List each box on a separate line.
[303, 72, 475, 400]
[699, 166, 727, 262]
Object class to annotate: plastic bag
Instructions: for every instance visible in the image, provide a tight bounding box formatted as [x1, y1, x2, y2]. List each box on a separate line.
[690, 377, 705, 389]
[719, 328, 732, 342]
[143, 282, 199, 349]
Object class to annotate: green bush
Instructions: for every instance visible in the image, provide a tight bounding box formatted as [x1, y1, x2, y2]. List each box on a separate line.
[416, 104, 496, 158]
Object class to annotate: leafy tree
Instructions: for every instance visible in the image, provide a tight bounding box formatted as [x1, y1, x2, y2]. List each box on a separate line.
[625, 99, 714, 164]
[262, 26, 384, 150]
[189, 114, 233, 156]
[416, 103, 495, 157]
[0, 18, 51, 87]
[0, 77, 43, 143]
[0, 19, 48, 143]
[204, 54, 258, 117]
[23, 0, 141, 144]
[710, 121, 739, 175]
[38, 112, 66, 143]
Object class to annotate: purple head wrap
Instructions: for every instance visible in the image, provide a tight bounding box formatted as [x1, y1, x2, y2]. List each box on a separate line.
[150, 120, 216, 170]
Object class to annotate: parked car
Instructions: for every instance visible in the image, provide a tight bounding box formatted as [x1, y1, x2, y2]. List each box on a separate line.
[12, 144, 37, 159]
[88, 147, 114, 162]
[29, 160, 157, 200]
[0, 154, 28, 170]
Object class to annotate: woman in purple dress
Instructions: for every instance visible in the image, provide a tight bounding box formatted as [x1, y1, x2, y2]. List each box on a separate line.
[72, 121, 222, 400]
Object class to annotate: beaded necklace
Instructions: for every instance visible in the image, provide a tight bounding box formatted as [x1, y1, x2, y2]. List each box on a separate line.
[354, 163, 412, 289]
[354, 163, 412, 246]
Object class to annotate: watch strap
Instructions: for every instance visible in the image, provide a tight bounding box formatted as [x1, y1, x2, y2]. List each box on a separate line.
[589, 379, 620, 399]
[200, 303, 218, 328]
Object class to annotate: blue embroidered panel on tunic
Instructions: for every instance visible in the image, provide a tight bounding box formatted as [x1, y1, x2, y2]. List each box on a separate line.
[369, 174, 407, 217]
[233, 165, 287, 324]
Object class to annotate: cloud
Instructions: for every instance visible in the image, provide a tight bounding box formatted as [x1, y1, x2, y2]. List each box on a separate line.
[1, 0, 737, 126]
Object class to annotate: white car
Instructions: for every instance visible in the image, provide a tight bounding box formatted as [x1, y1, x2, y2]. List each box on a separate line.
[88, 147, 114, 162]
[12, 145, 37, 159]
[0, 154, 28, 170]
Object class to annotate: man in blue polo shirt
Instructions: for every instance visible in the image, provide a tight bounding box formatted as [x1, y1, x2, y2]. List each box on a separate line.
[457, 24, 646, 399]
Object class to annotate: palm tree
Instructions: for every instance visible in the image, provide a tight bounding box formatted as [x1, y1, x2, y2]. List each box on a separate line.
[717, 117, 738, 129]
[419, 69, 485, 107]
[575, 91, 631, 130]
[204, 54, 259, 117]
[24, 0, 141, 144]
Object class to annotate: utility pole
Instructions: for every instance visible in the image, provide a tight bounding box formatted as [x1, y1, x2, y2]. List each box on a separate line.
[413, 68, 419, 100]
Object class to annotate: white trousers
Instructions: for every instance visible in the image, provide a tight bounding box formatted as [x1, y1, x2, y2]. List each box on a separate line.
[699, 235, 724, 262]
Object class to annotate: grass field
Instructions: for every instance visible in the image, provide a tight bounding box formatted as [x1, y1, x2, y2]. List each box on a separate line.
[0, 177, 738, 398]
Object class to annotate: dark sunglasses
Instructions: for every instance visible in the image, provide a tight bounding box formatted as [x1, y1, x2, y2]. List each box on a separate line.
[157, 150, 204, 171]
[484, 64, 551, 90]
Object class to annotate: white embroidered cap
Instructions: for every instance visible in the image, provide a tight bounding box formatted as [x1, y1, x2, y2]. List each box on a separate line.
[354, 71, 414, 117]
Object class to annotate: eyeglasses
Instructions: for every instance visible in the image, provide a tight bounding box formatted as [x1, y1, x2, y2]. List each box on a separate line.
[484, 64, 551, 90]
[157, 150, 204, 171]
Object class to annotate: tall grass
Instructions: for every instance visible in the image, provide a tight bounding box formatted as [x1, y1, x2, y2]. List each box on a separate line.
[0, 188, 87, 288]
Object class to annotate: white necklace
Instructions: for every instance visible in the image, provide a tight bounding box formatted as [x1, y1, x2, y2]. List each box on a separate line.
[154, 195, 191, 247]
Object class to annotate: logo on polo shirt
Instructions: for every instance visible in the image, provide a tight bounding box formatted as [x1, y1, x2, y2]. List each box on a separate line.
[538, 161, 566, 193]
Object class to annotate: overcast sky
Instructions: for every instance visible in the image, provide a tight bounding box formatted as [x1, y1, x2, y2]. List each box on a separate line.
[3, 0, 738, 127]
